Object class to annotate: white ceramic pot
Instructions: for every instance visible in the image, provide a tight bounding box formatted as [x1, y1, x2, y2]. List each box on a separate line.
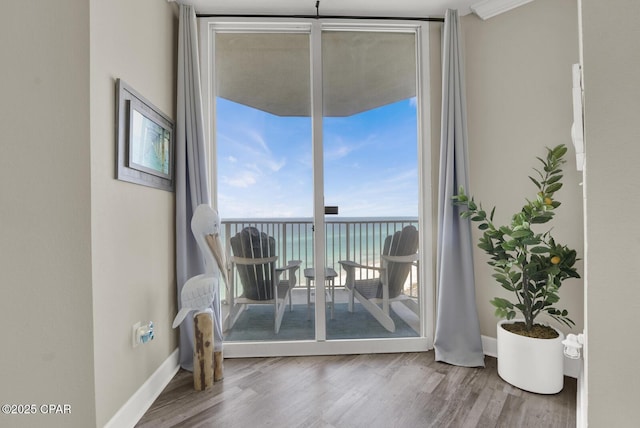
[497, 319, 565, 394]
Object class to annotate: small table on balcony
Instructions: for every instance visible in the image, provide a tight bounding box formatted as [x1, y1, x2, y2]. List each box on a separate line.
[304, 267, 338, 320]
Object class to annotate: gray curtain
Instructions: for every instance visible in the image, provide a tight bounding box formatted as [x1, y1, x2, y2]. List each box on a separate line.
[176, 4, 220, 371]
[433, 9, 485, 368]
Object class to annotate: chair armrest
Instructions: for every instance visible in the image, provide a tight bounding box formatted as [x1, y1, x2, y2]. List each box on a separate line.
[231, 255, 278, 266]
[381, 253, 419, 264]
[276, 260, 302, 287]
[276, 259, 302, 272]
[338, 260, 384, 272]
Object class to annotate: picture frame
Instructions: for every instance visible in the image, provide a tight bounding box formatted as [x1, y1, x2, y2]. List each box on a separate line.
[115, 79, 175, 192]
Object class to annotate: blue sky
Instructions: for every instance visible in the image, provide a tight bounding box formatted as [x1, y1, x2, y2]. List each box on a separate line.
[216, 97, 418, 219]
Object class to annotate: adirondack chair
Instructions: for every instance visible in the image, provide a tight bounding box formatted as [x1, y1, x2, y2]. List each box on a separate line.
[339, 225, 419, 332]
[226, 226, 301, 334]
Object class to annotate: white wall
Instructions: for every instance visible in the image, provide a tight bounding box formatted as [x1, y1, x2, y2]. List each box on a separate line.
[581, 0, 640, 425]
[462, 0, 584, 338]
[90, 0, 178, 426]
[0, 1, 95, 427]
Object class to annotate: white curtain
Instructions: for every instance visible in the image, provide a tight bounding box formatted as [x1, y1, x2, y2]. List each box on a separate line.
[433, 9, 485, 368]
[176, 4, 221, 370]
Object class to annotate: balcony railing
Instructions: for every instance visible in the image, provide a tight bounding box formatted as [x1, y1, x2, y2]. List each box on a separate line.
[221, 217, 419, 298]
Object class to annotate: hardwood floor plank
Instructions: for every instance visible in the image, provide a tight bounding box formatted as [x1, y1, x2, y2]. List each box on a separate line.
[136, 352, 576, 428]
[460, 387, 494, 428]
[476, 388, 509, 427]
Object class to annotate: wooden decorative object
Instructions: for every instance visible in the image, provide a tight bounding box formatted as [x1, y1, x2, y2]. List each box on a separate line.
[193, 311, 214, 391]
[214, 351, 224, 382]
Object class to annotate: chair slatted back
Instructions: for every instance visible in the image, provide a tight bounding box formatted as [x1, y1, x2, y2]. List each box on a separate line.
[230, 227, 276, 300]
[382, 225, 419, 299]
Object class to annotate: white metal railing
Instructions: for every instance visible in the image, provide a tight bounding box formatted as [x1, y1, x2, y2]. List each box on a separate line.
[222, 217, 419, 298]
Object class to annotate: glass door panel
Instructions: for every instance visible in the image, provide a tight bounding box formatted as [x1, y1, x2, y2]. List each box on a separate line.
[322, 30, 421, 340]
[214, 32, 314, 342]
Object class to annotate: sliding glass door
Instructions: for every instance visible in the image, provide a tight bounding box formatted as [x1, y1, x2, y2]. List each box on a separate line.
[200, 19, 432, 356]
[213, 31, 315, 343]
[322, 29, 420, 340]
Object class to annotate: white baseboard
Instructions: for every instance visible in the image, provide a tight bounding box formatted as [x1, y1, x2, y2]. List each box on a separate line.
[481, 334, 498, 358]
[481, 335, 581, 378]
[105, 348, 180, 428]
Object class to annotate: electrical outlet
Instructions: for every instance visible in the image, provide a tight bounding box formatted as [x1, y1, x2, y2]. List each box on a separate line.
[140, 322, 155, 344]
[132, 321, 155, 348]
[132, 322, 141, 348]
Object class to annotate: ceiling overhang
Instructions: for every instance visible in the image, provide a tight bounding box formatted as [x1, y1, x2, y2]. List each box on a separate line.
[216, 31, 416, 117]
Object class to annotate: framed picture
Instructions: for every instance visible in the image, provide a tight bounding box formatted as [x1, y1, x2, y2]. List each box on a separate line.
[116, 79, 175, 191]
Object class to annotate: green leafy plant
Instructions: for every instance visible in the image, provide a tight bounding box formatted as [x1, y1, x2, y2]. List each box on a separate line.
[453, 145, 580, 333]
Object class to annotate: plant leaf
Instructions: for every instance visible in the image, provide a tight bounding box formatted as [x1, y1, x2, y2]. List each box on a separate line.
[529, 176, 541, 189]
[553, 145, 568, 158]
[510, 229, 532, 239]
[546, 182, 563, 193]
[530, 246, 550, 253]
[546, 174, 563, 185]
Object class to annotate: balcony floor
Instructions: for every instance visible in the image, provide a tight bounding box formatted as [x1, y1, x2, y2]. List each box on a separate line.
[222, 288, 420, 342]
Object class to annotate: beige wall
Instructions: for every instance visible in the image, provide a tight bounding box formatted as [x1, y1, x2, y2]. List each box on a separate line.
[0, 1, 95, 427]
[90, 0, 178, 426]
[581, 0, 640, 425]
[1, 1, 178, 427]
[462, 0, 584, 338]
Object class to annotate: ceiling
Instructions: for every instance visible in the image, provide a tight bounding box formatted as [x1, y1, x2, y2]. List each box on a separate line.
[187, 0, 480, 18]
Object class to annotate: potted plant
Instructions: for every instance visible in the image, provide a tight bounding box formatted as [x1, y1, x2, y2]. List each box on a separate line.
[453, 144, 580, 394]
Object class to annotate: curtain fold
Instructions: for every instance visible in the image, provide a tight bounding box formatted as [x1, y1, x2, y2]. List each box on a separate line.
[176, 4, 221, 371]
[433, 9, 485, 368]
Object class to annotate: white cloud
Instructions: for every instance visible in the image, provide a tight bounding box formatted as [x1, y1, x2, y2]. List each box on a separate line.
[267, 158, 286, 172]
[218, 127, 288, 189]
[246, 128, 271, 155]
[326, 167, 418, 217]
[221, 171, 257, 188]
[325, 144, 355, 161]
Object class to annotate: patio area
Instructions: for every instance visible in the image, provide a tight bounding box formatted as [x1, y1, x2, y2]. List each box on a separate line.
[219, 217, 422, 342]
[222, 287, 420, 342]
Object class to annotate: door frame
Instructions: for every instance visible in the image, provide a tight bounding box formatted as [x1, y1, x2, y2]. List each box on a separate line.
[199, 17, 434, 358]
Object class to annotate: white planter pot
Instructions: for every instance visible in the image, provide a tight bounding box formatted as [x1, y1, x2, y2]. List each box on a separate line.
[497, 319, 565, 394]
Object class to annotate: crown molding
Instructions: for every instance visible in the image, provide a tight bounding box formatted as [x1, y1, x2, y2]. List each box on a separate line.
[470, 0, 534, 20]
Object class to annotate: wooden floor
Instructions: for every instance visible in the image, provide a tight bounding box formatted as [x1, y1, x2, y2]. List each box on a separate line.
[137, 352, 576, 428]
